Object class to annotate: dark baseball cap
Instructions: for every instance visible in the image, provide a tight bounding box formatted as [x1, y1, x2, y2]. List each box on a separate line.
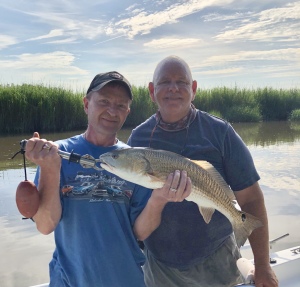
[86, 71, 133, 99]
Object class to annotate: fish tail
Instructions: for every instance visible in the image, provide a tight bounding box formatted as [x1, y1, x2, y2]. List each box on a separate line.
[233, 211, 263, 247]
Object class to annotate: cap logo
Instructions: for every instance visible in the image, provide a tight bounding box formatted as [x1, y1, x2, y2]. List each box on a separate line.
[109, 72, 123, 80]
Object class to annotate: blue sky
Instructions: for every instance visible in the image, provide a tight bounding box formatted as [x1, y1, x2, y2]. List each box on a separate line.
[0, 0, 299, 92]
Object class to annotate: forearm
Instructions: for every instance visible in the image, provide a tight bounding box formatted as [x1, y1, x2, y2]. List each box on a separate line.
[241, 193, 270, 266]
[33, 167, 62, 235]
[237, 182, 278, 286]
[134, 171, 191, 241]
[133, 196, 167, 241]
[24, 137, 62, 234]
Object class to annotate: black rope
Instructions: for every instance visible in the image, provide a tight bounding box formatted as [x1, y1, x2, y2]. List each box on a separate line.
[22, 152, 28, 181]
[11, 141, 34, 221]
[11, 144, 28, 181]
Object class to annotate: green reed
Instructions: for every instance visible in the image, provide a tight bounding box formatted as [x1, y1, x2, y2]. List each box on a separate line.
[289, 109, 300, 121]
[1, 84, 300, 134]
[194, 87, 262, 122]
[254, 87, 300, 121]
[125, 85, 157, 127]
[0, 84, 87, 134]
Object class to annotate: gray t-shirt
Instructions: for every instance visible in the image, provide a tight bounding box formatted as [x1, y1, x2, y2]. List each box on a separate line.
[127, 110, 260, 269]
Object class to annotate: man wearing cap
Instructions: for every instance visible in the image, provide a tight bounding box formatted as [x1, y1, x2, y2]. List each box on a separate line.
[25, 71, 191, 287]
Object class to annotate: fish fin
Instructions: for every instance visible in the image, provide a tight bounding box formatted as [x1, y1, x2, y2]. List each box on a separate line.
[233, 211, 263, 247]
[199, 207, 215, 224]
[144, 158, 154, 175]
[192, 160, 236, 201]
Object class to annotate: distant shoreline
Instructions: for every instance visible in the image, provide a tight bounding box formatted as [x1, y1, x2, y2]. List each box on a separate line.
[1, 84, 300, 134]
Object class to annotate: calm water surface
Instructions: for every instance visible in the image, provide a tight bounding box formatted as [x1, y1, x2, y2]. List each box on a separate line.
[0, 122, 300, 287]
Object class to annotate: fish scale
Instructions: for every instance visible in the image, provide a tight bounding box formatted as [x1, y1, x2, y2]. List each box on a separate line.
[146, 150, 237, 218]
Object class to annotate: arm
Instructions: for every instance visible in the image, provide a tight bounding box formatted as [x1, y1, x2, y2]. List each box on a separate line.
[235, 182, 278, 287]
[25, 133, 62, 235]
[134, 170, 192, 241]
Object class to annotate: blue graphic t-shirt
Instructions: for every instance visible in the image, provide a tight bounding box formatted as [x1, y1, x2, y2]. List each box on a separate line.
[34, 135, 151, 287]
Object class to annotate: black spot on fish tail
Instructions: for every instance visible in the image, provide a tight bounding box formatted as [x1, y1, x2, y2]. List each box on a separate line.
[241, 213, 246, 222]
[234, 212, 263, 247]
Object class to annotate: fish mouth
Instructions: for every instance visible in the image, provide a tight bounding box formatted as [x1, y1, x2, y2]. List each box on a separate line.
[99, 156, 115, 170]
[99, 161, 114, 172]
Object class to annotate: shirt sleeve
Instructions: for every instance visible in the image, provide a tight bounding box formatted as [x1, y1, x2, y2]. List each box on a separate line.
[128, 185, 152, 226]
[223, 125, 260, 191]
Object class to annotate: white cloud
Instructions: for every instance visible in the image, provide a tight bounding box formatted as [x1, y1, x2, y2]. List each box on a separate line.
[0, 35, 17, 50]
[200, 67, 243, 75]
[202, 12, 253, 22]
[46, 37, 78, 44]
[256, 65, 300, 79]
[144, 38, 201, 49]
[0, 51, 88, 75]
[200, 48, 300, 67]
[22, 11, 107, 41]
[27, 29, 64, 41]
[112, 0, 235, 38]
[189, 47, 300, 84]
[215, 2, 300, 42]
[0, 0, 299, 89]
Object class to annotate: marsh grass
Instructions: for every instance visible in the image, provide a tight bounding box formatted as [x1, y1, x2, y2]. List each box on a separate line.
[194, 87, 262, 122]
[125, 85, 157, 127]
[1, 84, 300, 134]
[0, 84, 86, 134]
[289, 109, 300, 121]
[254, 88, 300, 121]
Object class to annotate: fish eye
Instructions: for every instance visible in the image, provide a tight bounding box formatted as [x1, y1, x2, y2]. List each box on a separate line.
[112, 154, 118, 159]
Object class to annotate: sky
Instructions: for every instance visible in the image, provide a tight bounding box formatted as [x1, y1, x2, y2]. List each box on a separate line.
[0, 0, 299, 92]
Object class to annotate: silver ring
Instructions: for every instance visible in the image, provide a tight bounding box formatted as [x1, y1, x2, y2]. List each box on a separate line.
[42, 143, 50, 150]
[170, 188, 177, 193]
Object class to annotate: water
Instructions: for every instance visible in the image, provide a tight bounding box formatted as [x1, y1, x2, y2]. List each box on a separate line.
[1, 122, 300, 287]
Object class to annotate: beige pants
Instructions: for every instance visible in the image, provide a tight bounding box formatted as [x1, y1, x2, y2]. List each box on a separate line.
[143, 234, 244, 287]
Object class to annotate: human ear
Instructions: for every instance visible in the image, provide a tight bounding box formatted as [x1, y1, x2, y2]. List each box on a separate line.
[148, 82, 156, 102]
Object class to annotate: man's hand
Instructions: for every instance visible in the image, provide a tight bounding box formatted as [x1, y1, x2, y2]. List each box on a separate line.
[25, 132, 61, 170]
[133, 170, 192, 241]
[151, 170, 192, 204]
[254, 264, 278, 287]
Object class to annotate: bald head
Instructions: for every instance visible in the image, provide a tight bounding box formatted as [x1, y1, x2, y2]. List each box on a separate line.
[153, 55, 193, 84]
[149, 55, 197, 123]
